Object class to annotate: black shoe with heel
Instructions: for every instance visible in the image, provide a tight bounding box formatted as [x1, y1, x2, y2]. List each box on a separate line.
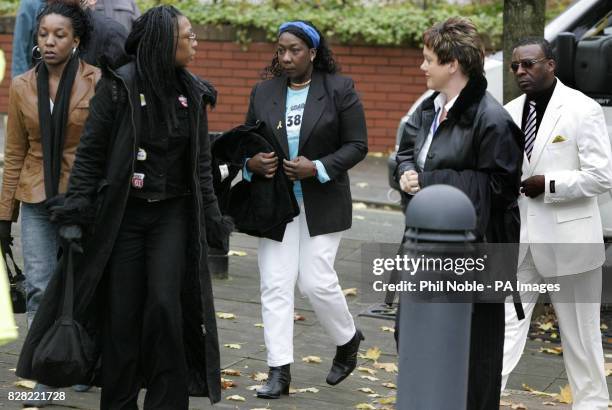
[326, 329, 365, 385]
[256, 364, 291, 399]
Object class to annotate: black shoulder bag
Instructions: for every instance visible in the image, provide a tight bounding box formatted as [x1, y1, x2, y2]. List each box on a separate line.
[31, 242, 96, 386]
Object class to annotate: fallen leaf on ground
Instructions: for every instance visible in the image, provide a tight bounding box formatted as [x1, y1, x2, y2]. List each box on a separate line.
[602, 323, 609, 331]
[221, 378, 235, 389]
[358, 387, 376, 394]
[246, 384, 263, 391]
[356, 182, 369, 188]
[540, 346, 563, 355]
[221, 368, 241, 376]
[367, 393, 382, 398]
[223, 343, 241, 349]
[543, 402, 556, 406]
[368, 152, 384, 158]
[9, 368, 16, 372]
[353, 202, 368, 210]
[557, 384, 572, 404]
[382, 382, 397, 389]
[538, 322, 554, 331]
[294, 313, 306, 321]
[254, 323, 264, 328]
[227, 250, 248, 257]
[226, 394, 246, 401]
[355, 404, 376, 410]
[499, 400, 512, 407]
[342, 288, 358, 296]
[380, 326, 395, 333]
[522, 383, 556, 397]
[378, 396, 396, 405]
[294, 387, 319, 393]
[359, 346, 381, 361]
[353, 215, 366, 220]
[217, 312, 236, 320]
[357, 366, 377, 375]
[251, 372, 268, 382]
[605, 363, 612, 377]
[374, 362, 398, 373]
[550, 332, 558, 339]
[360, 375, 379, 382]
[511, 404, 527, 409]
[14, 380, 36, 389]
[302, 355, 322, 363]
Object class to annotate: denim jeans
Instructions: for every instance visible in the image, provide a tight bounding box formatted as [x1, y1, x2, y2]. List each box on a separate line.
[20, 202, 59, 326]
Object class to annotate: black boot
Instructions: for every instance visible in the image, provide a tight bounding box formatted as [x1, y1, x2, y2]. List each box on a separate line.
[256, 364, 291, 399]
[326, 329, 365, 385]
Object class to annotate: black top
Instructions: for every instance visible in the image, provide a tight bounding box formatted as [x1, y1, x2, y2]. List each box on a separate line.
[130, 87, 191, 201]
[81, 9, 129, 69]
[395, 74, 523, 241]
[244, 70, 368, 239]
[521, 78, 557, 134]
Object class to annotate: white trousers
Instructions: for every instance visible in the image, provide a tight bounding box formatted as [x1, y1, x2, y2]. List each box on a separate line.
[502, 250, 609, 410]
[258, 203, 356, 367]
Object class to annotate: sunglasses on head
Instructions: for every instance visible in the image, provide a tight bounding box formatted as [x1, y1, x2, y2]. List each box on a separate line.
[510, 57, 548, 72]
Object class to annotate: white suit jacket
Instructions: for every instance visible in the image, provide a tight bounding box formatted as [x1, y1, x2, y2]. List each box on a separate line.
[504, 79, 612, 276]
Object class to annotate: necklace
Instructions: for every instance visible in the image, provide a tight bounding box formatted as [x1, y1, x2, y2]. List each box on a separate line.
[290, 78, 312, 87]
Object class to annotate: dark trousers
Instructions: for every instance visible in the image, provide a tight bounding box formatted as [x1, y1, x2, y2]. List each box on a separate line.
[101, 197, 189, 410]
[467, 303, 505, 410]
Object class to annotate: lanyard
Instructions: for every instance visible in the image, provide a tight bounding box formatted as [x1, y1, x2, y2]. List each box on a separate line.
[431, 107, 442, 135]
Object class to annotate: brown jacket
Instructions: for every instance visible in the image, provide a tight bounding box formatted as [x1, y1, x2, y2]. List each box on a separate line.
[0, 61, 100, 221]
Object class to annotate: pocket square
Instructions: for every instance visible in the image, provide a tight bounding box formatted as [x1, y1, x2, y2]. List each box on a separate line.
[552, 135, 567, 143]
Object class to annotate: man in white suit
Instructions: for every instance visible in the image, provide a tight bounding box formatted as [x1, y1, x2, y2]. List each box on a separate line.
[501, 38, 612, 409]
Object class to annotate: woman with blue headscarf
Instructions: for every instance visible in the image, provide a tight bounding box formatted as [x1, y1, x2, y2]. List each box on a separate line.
[243, 20, 368, 399]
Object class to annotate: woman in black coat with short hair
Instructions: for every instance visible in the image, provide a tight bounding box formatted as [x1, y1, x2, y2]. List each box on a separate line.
[17, 5, 229, 408]
[395, 18, 522, 410]
[243, 20, 368, 400]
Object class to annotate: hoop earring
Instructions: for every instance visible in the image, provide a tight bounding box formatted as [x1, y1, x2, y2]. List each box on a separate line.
[32, 46, 42, 61]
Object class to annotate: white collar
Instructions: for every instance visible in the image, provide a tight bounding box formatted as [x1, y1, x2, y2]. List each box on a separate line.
[434, 93, 458, 113]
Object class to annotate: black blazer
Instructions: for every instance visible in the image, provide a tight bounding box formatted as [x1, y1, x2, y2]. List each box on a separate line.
[245, 70, 368, 237]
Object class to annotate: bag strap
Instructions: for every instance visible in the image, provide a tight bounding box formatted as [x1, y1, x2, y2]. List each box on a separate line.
[61, 243, 78, 318]
[3, 243, 24, 284]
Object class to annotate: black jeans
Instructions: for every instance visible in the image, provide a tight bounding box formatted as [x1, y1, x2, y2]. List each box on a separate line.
[101, 196, 189, 410]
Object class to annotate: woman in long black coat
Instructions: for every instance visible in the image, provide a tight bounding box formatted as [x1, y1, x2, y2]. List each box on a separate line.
[17, 6, 229, 408]
[395, 18, 523, 410]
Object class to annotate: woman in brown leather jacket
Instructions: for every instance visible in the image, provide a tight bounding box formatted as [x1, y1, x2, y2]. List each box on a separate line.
[0, 2, 98, 402]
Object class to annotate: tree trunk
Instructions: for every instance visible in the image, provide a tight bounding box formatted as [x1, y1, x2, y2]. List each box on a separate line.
[503, 0, 546, 103]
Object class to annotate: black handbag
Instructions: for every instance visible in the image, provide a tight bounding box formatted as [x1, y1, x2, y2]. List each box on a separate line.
[31, 242, 96, 387]
[1, 242, 26, 314]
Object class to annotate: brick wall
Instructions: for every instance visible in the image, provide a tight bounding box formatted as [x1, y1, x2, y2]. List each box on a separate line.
[0, 21, 426, 152]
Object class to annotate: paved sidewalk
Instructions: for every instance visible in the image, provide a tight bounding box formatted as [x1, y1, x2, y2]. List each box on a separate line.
[0, 155, 611, 409]
[1, 231, 611, 409]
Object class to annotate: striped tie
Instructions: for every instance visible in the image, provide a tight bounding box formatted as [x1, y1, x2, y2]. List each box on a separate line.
[523, 100, 537, 161]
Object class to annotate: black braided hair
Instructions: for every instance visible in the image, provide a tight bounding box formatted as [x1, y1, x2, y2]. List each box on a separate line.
[124, 5, 183, 131]
[263, 20, 339, 79]
[36, 0, 92, 52]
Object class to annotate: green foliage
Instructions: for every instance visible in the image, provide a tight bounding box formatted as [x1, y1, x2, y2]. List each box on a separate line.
[134, 0, 505, 48]
[0, 0, 567, 49]
[0, 0, 18, 16]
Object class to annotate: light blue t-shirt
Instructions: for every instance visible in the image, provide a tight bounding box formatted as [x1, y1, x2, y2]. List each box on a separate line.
[286, 86, 309, 199]
[243, 86, 330, 194]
